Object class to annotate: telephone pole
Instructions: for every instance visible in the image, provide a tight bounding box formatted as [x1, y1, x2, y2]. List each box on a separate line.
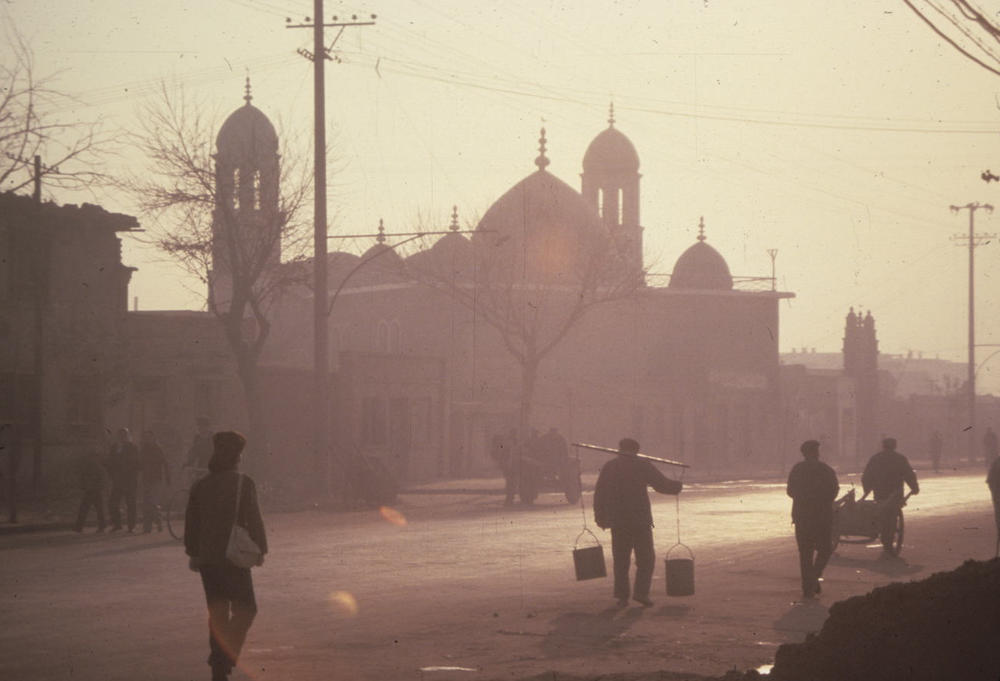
[950, 202, 995, 462]
[288, 5, 375, 498]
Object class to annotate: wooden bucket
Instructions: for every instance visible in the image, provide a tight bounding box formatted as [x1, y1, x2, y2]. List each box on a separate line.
[665, 543, 694, 596]
[573, 529, 607, 581]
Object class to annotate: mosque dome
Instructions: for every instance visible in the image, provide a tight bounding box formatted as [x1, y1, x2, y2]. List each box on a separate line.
[582, 122, 640, 174]
[407, 207, 474, 279]
[669, 222, 733, 291]
[216, 100, 279, 162]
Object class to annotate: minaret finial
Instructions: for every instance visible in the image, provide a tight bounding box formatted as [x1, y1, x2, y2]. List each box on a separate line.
[449, 205, 459, 232]
[535, 127, 550, 171]
[697, 216, 706, 242]
[243, 74, 253, 105]
[376, 218, 386, 243]
[608, 101, 615, 128]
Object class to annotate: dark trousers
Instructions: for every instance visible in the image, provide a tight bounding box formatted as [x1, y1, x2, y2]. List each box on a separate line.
[75, 489, 105, 531]
[108, 483, 137, 530]
[142, 482, 164, 532]
[611, 524, 655, 600]
[199, 563, 258, 675]
[794, 521, 832, 595]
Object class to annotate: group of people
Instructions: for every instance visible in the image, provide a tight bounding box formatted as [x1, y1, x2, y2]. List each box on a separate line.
[74, 427, 171, 534]
[74, 416, 216, 534]
[489, 426, 570, 506]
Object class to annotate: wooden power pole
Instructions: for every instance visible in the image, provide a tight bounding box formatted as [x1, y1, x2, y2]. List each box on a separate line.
[951, 202, 995, 462]
[288, 5, 375, 497]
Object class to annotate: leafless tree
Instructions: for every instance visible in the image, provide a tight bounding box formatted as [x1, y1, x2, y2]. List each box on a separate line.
[0, 26, 108, 196]
[119, 83, 312, 472]
[902, 0, 1000, 77]
[410, 211, 644, 439]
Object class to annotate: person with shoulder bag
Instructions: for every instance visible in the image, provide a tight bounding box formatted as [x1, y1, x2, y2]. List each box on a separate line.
[184, 431, 267, 681]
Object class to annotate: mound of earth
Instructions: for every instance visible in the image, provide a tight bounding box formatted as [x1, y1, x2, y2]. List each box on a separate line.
[767, 558, 1000, 681]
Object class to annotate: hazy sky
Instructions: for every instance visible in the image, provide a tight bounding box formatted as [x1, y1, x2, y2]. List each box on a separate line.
[7, 1, 1000, 389]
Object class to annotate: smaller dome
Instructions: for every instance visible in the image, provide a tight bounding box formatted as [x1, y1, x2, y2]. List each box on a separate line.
[216, 103, 279, 160]
[583, 126, 640, 174]
[669, 240, 733, 290]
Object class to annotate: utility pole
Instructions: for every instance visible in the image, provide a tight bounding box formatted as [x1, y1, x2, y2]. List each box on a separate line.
[288, 6, 375, 499]
[950, 202, 995, 463]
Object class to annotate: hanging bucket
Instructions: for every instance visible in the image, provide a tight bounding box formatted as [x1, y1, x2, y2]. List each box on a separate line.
[665, 542, 695, 596]
[572, 528, 607, 581]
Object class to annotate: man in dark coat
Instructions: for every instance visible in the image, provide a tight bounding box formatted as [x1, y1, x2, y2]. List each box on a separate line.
[862, 437, 919, 555]
[593, 437, 682, 607]
[140, 429, 171, 533]
[74, 448, 106, 533]
[106, 428, 140, 532]
[987, 455, 1000, 556]
[185, 431, 267, 681]
[786, 440, 839, 598]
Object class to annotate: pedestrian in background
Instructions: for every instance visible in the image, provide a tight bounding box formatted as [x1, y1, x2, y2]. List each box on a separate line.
[185, 431, 267, 681]
[106, 427, 140, 533]
[74, 448, 106, 533]
[140, 429, 171, 533]
[593, 437, 682, 608]
[786, 440, 839, 598]
[987, 455, 1000, 557]
[928, 429, 943, 474]
[862, 437, 919, 556]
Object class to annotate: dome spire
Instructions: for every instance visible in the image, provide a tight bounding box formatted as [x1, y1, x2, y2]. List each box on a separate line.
[535, 127, 550, 171]
[376, 218, 386, 243]
[449, 205, 460, 232]
[697, 216, 706, 242]
[243, 74, 253, 105]
[608, 101, 615, 128]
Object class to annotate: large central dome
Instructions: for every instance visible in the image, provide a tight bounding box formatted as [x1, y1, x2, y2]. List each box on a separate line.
[475, 166, 604, 282]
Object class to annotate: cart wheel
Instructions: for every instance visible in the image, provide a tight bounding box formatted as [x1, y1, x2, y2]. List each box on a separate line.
[889, 508, 905, 556]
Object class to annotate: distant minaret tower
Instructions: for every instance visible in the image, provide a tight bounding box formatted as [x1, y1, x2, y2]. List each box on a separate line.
[581, 103, 644, 278]
[209, 77, 281, 311]
[843, 308, 880, 463]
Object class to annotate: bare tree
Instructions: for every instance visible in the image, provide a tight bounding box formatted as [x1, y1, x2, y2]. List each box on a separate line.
[119, 83, 311, 473]
[1, 26, 108, 196]
[902, 0, 1000, 77]
[410, 208, 643, 440]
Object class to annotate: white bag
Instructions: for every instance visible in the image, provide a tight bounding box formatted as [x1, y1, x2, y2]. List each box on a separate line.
[225, 474, 262, 568]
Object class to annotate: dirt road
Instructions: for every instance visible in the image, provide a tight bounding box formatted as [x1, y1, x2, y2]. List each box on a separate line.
[1, 470, 995, 681]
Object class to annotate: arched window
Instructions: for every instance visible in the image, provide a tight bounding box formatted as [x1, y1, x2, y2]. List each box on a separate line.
[252, 171, 261, 210]
[232, 168, 241, 210]
[617, 188, 624, 224]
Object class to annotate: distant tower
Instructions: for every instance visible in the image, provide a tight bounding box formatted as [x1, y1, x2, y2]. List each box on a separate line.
[209, 78, 281, 310]
[581, 104, 644, 278]
[844, 308, 880, 462]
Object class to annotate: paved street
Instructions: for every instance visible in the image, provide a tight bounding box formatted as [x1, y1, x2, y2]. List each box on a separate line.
[1, 469, 996, 681]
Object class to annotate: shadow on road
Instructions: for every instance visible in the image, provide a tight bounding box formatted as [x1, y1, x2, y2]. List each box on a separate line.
[87, 538, 178, 557]
[539, 606, 643, 658]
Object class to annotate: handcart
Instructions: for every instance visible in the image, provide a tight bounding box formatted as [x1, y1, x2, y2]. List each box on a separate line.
[831, 488, 911, 556]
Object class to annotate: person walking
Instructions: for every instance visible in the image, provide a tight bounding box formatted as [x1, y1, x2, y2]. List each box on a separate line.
[140, 430, 171, 533]
[185, 431, 267, 681]
[862, 437, 919, 556]
[786, 440, 839, 598]
[74, 448, 106, 533]
[987, 455, 1000, 557]
[984, 427, 999, 468]
[106, 428, 140, 533]
[593, 437, 682, 608]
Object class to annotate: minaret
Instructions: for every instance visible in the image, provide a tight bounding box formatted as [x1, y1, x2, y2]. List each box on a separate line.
[581, 103, 643, 277]
[843, 308, 880, 463]
[209, 78, 281, 311]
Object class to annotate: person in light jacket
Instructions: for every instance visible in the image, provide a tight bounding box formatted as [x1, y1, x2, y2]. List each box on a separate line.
[184, 431, 267, 681]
